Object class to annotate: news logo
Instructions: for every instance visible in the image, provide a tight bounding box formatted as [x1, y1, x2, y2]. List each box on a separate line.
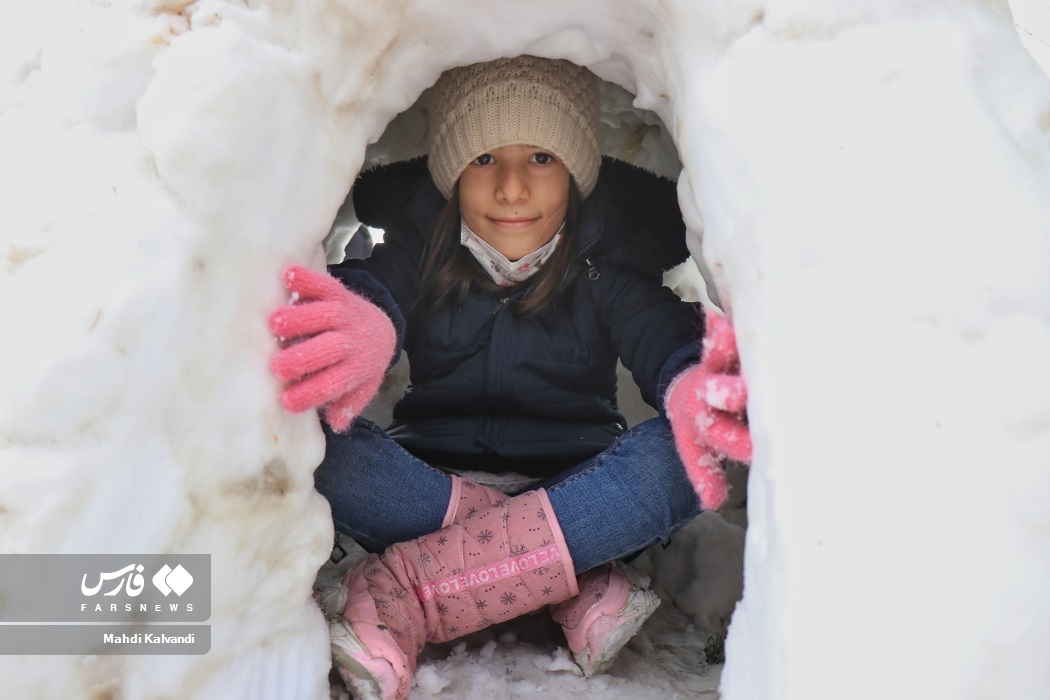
[0, 554, 212, 654]
[79, 563, 195, 598]
[81, 564, 146, 597]
[152, 564, 194, 597]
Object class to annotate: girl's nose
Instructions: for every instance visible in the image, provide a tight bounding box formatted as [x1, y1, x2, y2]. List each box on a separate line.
[495, 164, 528, 203]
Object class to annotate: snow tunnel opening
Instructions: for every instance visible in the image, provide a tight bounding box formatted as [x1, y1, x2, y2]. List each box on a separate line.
[323, 72, 718, 426]
[311, 67, 749, 675]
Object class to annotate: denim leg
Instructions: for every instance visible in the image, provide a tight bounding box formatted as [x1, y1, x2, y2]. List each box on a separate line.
[540, 417, 703, 573]
[314, 418, 452, 553]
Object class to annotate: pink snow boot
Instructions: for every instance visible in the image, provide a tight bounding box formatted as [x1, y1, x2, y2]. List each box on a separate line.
[322, 489, 579, 700]
[440, 475, 660, 676]
[550, 560, 661, 676]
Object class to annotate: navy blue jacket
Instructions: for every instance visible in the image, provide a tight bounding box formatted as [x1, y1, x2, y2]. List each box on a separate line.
[332, 158, 703, 475]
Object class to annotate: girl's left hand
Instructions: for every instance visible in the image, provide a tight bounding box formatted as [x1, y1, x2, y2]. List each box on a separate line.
[665, 310, 752, 510]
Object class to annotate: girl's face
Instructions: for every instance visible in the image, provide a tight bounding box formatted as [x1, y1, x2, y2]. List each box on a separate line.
[458, 144, 570, 261]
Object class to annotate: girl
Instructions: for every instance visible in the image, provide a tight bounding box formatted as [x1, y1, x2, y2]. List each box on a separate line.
[269, 56, 751, 700]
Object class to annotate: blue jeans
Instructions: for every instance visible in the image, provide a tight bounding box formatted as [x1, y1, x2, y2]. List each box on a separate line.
[314, 417, 702, 573]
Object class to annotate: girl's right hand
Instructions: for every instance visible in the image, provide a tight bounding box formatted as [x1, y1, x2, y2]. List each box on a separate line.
[268, 265, 396, 432]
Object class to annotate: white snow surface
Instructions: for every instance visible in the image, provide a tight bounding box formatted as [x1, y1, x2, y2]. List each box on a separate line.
[2, 0, 1050, 699]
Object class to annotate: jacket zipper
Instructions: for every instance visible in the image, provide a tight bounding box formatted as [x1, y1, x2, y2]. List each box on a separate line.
[491, 296, 510, 315]
[585, 258, 600, 280]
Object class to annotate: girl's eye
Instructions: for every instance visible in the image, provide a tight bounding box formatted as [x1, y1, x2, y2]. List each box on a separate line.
[531, 152, 555, 165]
[473, 153, 494, 166]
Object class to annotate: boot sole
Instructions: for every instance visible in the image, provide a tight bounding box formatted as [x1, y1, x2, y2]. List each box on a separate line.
[576, 587, 661, 677]
[329, 620, 398, 700]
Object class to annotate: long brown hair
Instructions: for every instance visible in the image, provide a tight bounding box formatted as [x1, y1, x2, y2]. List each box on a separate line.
[414, 178, 584, 317]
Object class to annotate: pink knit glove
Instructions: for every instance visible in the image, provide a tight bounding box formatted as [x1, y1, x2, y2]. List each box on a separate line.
[665, 310, 752, 510]
[269, 265, 396, 432]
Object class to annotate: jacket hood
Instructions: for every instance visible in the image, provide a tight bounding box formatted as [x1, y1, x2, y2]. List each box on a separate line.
[351, 155, 690, 276]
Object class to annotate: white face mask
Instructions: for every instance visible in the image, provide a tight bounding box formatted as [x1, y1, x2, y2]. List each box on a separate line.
[460, 219, 564, 287]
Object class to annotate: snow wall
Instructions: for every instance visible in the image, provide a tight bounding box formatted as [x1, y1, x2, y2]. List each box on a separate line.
[1, 0, 1048, 698]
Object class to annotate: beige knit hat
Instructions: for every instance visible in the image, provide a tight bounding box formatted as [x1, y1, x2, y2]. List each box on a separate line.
[427, 55, 601, 199]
